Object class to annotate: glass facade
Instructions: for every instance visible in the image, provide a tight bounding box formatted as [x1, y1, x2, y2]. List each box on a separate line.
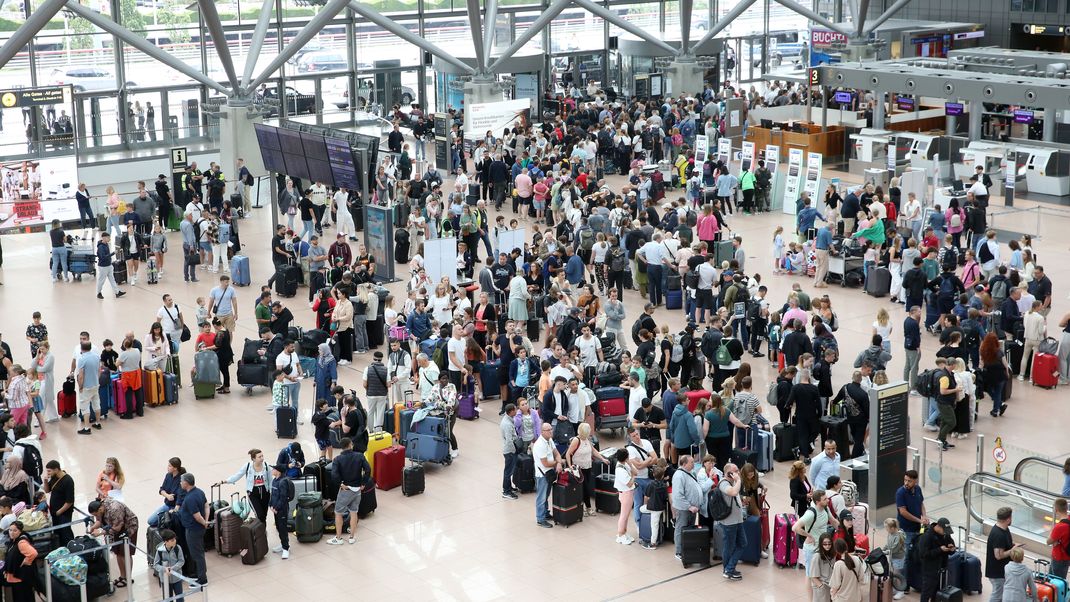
[0, 0, 804, 160]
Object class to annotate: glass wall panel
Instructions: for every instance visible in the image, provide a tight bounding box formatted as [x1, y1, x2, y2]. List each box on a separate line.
[550, 12, 604, 53]
[423, 16, 475, 58]
[125, 89, 162, 142]
[121, 36, 200, 88]
[355, 20, 421, 69]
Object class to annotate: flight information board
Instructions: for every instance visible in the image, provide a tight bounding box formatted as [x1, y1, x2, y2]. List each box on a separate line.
[325, 137, 359, 190]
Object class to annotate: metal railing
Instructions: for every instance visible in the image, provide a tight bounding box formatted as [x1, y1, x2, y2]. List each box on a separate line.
[918, 436, 945, 492]
[962, 471, 1062, 553]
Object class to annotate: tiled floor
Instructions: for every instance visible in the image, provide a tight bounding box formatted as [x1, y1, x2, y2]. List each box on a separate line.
[1, 162, 1067, 601]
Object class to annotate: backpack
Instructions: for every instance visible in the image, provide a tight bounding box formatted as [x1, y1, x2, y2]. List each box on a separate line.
[915, 368, 939, 398]
[578, 227, 595, 251]
[961, 320, 981, 348]
[631, 318, 646, 346]
[978, 241, 995, 263]
[950, 211, 962, 229]
[746, 298, 762, 323]
[670, 338, 684, 363]
[839, 386, 862, 417]
[766, 381, 780, 406]
[685, 209, 698, 227]
[715, 340, 731, 366]
[840, 480, 859, 508]
[609, 248, 627, 273]
[16, 443, 43, 487]
[192, 218, 203, 242]
[1061, 519, 1070, 556]
[863, 348, 886, 371]
[940, 247, 958, 273]
[938, 274, 956, 299]
[684, 270, 699, 290]
[709, 485, 735, 521]
[431, 339, 448, 371]
[990, 278, 1008, 304]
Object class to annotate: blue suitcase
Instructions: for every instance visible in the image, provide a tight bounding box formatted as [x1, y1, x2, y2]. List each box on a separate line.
[948, 550, 982, 595]
[405, 433, 450, 463]
[298, 356, 317, 379]
[230, 255, 250, 286]
[412, 415, 447, 438]
[666, 288, 682, 310]
[739, 514, 764, 565]
[753, 428, 773, 473]
[399, 409, 416, 442]
[639, 512, 662, 546]
[480, 359, 501, 398]
[163, 372, 178, 405]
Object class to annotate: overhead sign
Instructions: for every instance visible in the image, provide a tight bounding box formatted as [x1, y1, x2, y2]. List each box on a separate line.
[464, 99, 531, 138]
[809, 68, 820, 87]
[953, 30, 985, 40]
[0, 86, 70, 108]
[871, 381, 910, 516]
[945, 102, 964, 116]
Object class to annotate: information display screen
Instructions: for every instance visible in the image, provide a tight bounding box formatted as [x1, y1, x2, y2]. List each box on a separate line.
[872, 383, 910, 510]
[325, 137, 359, 190]
[301, 131, 329, 162]
[945, 102, 963, 116]
[1013, 109, 1034, 124]
[833, 91, 853, 104]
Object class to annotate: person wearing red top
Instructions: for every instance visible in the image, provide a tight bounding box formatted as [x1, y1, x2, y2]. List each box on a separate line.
[921, 229, 939, 253]
[576, 171, 588, 191]
[194, 322, 216, 352]
[1047, 498, 1070, 580]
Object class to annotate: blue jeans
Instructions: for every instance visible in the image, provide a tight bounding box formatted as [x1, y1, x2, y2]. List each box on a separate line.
[479, 230, 494, 258]
[300, 219, 314, 242]
[647, 264, 664, 306]
[722, 521, 747, 573]
[987, 381, 1005, 414]
[535, 475, 550, 523]
[51, 246, 69, 280]
[415, 138, 426, 160]
[632, 478, 651, 523]
[732, 317, 748, 348]
[147, 504, 171, 527]
[503, 453, 517, 495]
[924, 397, 939, 427]
[285, 381, 301, 412]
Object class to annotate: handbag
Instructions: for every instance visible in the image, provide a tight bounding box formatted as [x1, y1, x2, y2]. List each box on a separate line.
[187, 249, 201, 265]
[179, 323, 192, 343]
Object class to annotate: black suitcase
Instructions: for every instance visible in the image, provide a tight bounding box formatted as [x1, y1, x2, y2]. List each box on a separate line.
[1005, 340, 1024, 376]
[237, 362, 269, 387]
[403, 463, 425, 496]
[275, 265, 299, 298]
[527, 318, 541, 342]
[865, 267, 892, 297]
[113, 257, 128, 285]
[514, 453, 536, 493]
[773, 422, 797, 462]
[680, 522, 711, 567]
[667, 273, 682, 291]
[552, 478, 583, 526]
[357, 483, 377, 517]
[936, 568, 964, 602]
[594, 473, 621, 514]
[230, 191, 243, 207]
[820, 414, 850, 457]
[276, 406, 297, 438]
[730, 447, 758, 468]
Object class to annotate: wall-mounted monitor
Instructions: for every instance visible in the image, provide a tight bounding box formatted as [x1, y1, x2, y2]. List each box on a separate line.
[1013, 109, 1034, 124]
[833, 91, 853, 104]
[945, 102, 963, 116]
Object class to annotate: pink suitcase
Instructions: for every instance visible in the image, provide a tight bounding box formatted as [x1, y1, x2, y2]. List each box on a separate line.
[113, 379, 128, 415]
[773, 513, 798, 568]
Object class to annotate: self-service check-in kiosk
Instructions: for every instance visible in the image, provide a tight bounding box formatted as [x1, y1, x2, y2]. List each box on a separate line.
[849, 128, 894, 175]
[1019, 146, 1070, 197]
[955, 141, 1007, 183]
[900, 133, 946, 179]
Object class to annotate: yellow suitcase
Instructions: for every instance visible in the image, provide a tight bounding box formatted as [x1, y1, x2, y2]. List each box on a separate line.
[364, 431, 393, 473]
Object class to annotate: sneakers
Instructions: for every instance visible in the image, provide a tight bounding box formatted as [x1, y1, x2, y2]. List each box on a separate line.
[1017, 375, 1025, 382]
[338, 360, 350, 366]
[893, 592, 905, 600]
[537, 521, 553, 528]
[116, 291, 126, 297]
[348, 537, 355, 544]
[675, 553, 682, 561]
[326, 537, 345, 545]
[502, 491, 519, 500]
[615, 535, 634, 545]
[281, 549, 289, 559]
[450, 450, 459, 459]
[1000, 403, 1008, 416]
[641, 542, 656, 550]
[77, 428, 91, 435]
[923, 424, 939, 432]
[728, 571, 743, 580]
[272, 545, 283, 554]
[97, 293, 104, 299]
[760, 551, 769, 559]
[940, 441, 955, 451]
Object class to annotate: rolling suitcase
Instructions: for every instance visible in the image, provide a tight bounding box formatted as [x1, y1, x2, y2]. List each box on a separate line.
[593, 473, 620, 514]
[820, 400, 850, 458]
[403, 463, 425, 496]
[239, 516, 268, 565]
[57, 391, 77, 417]
[404, 433, 450, 463]
[358, 483, 377, 518]
[112, 378, 129, 417]
[753, 428, 774, 472]
[665, 288, 682, 310]
[143, 368, 164, 406]
[948, 549, 982, 595]
[514, 453, 536, 493]
[193, 350, 221, 385]
[773, 422, 797, 462]
[870, 575, 894, 602]
[1034, 560, 1068, 602]
[551, 475, 583, 527]
[215, 505, 243, 557]
[456, 393, 477, 420]
[275, 264, 299, 298]
[237, 362, 269, 388]
[230, 255, 251, 286]
[294, 492, 324, 543]
[739, 513, 763, 565]
[373, 445, 405, 491]
[937, 567, 964, 602]
[480, 359, 501, 398]
[193, 381, 216, 399]
[680, 518, 711, 566]
[276, 406, 298, 438]
[163, 372, 178, 405]
[398, 408, 416, 442]
[714, 240, 734, 265]
[1006, 339, 1024, 376]
[1032, 352, 1059, 388]
[865, 267, 892, 297]
[364, 431, 393, 473]
[638, 512, 663, 546]
[773, 513, 798, 567]
[411, 415, 447, 438]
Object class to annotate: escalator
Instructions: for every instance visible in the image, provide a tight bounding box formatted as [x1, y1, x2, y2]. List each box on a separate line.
[960, 457, 1067, 557]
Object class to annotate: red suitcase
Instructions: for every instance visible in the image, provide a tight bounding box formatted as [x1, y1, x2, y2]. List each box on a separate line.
[373, 445, 405, 491]
[1032, 353, 1059, 388]
[57, 392, 77, 417]
[113, 379, 128, 415]
[597, 397, 626, 417]
[685, 390, 710, 412]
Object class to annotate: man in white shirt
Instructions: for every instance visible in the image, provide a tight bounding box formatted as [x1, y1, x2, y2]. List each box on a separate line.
[333, 188, 355, 239]
[574, 325, 603, 379]
[967, 177, 987, 205]
[273, 340, 303, 422]
[68, 331, 102, 377]
[386, 339, 412, 404]
[979, 230, 1000, 280]
[532, 423, 561, 528]
[638, 233, 672, 307]
[565, 378, 589, 429]
[156, 295, 185, 354]
[625, 427, 657, 523]
[446, 325, 467, 390]
[696, 253, 719, 324]
[549, 353, 582, 385]
[623, 372, 648, 423]
[416, 353, 439, 400]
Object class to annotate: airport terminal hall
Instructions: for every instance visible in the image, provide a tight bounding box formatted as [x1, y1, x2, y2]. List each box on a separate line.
[4, 0, 1070, 599]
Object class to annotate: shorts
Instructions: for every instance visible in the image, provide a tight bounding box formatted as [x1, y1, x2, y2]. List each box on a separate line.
[315, 438, 330, 451]
[199, 241, 212, 252]
[336, 486, 362, 514]
[533, 199, 545, 210]
[31, 395, 43, 413]
[78, 386, 101, 415]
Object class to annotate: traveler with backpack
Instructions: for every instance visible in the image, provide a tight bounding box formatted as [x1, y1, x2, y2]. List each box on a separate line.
[979, 333, 1010, 418]
[944, 198, 966, 249]
[671, 454, 705, 559]
[1047, 498, 1070, 580]
[853, 335, 891, 372]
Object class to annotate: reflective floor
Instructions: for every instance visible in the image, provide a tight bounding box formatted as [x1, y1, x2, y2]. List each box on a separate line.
[0, 160, 1067, 601]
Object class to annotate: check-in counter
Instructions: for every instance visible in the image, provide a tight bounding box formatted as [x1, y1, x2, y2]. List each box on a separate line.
[1020, 146, 1070, 196]
[746, 123, 846, 162]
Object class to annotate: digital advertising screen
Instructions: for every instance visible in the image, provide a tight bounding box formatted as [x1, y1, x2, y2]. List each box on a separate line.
[0, 157, 80, 230]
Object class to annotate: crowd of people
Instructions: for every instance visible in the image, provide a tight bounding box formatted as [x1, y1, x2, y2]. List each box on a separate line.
[5, 82, 1068, 601]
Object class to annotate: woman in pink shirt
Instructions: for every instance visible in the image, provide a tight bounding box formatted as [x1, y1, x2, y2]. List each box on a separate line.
[696, 204, 720, 248]
[944, 197, 967, 248]
[532, 177, 549, 221]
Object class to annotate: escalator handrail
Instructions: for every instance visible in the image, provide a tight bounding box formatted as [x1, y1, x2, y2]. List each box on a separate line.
[963, 471, 1063, 544]
[1012, 456, 1065, 484]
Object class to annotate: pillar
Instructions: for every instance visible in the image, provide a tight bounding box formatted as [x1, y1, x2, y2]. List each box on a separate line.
[219, 101, 267, 206]
[1043, 107, 1056, 141]
[968, 103, 982, 141]
[667, 60, 705, 97]
[946, 114, 957, 135]
[873, 91, 885, 129]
